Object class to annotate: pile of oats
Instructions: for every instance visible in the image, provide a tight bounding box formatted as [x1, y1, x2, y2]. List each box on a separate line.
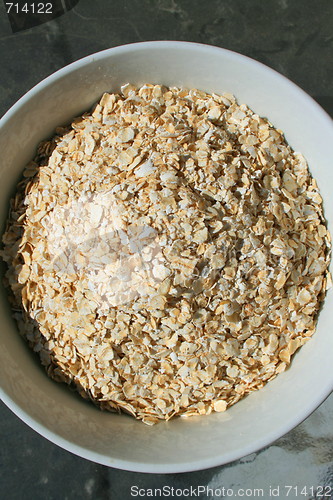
[1, 83, 331, 425]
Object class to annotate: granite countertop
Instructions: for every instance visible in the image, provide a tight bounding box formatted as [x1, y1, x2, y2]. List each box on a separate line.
[0, 1, 332, 498]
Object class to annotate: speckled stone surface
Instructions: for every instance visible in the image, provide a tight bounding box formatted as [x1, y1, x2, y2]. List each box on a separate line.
[0, 1, 332, 498]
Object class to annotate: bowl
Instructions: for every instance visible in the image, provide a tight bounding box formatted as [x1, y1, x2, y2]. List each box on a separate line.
[0, 41, 333, 473]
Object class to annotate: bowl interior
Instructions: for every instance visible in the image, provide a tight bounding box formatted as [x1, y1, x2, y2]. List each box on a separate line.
[1, 42, 333, 473]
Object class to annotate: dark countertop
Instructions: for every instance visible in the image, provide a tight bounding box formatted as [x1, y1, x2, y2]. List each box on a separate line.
[0, 1, 332, 499]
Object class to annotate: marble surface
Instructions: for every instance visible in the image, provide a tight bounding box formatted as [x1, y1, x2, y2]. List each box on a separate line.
[0, 0, 332, 498]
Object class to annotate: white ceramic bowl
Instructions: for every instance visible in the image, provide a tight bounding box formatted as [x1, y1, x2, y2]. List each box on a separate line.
[1, 41, 333, 473]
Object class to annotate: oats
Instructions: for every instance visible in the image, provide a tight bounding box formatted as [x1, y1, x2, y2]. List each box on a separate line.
[275, 271, 287, 290]
[1, 83, 330, 425]
[152, 263, 170, 281]
[193, 227, 208, 244]
[150, 295, 167, 310]
[326, 272, 333, 290]
[297, 288, 312, 306]
[84, 134, 96, 156]
[213, 400, 227, 412]
[116, 127, 135, 143]
[134, 159, 156, 178]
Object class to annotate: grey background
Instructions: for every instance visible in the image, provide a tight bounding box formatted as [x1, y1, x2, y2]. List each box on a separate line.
[0, 1, 332, 499]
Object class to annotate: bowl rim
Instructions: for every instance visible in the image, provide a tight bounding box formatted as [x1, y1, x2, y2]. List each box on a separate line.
[1, 40, 333, 473]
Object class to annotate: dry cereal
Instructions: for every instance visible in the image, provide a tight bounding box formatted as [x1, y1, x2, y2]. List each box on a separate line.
[1, 83, 331, 425]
